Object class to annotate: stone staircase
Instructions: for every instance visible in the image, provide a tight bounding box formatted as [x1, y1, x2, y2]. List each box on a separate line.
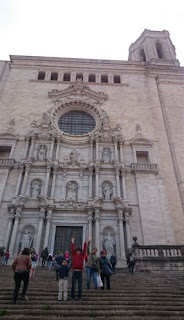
[0, 265, 184, 319]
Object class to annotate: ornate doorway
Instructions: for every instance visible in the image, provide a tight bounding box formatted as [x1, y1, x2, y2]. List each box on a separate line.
[54, 226, 83, 255]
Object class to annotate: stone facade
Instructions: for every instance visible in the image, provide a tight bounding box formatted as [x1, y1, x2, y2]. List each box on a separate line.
[0, 29, 184, 267]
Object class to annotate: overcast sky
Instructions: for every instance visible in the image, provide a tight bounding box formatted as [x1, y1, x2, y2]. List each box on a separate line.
[0, 0, 184, 65]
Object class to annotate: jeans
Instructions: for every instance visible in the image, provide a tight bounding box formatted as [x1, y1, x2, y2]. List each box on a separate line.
[71, 271, 82, 299]
[86, 267, 97, 289]
[2, 257, 9, 265]
[13, 271, 29, 303]
[47, 260, 52, 270]
[101, 273, 110, 290]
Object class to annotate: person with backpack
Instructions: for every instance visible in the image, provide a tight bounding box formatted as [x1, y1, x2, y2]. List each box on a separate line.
[41, 247, 48, 267]
[85, 238, 100, 290]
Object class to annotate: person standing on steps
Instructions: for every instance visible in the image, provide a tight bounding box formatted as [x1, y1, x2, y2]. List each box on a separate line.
[41, 247, 48, 267]
[86, 238, 100, 290]
[110, 253, 117, 274]
[127, 254, 135, 274]
[58, 259, 70, 301]
[2, 250, 10, 265]
[12, 247, 31, 304]
[71, 237, 87, 301]
[99, 250, 113, 290]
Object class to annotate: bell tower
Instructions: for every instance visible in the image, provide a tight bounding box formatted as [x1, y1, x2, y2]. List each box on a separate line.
[128, 29, 179, 66]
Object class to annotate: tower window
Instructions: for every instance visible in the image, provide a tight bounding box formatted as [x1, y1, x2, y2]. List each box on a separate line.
[38, 71, 45, 80]
[139, 48, 146, 62]
[89, 74, 96, 82]
[51, 72, 58, 81]
[101, 75, 108, 83]
[76, 74, 83, 81]
[114, 75, 120, 83]
[63, 73, 71, 81]
[156, 42, 164, 59]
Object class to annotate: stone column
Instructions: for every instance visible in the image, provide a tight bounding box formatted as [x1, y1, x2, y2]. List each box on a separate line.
[4, 210, 15, 250]
[61, 172, 66, 200]
[118, 210, 125, 259]
[51, 167, 58, 197]
[55, 138, 60, 161]
[43, 209, 52, 249]
[15, 165, 24, 196]
[43, 165, 51, 196]
[88, 210, 93, 251]
[23, 137, 30, 159]
[78, 171, 83, 200]
[9, 209, 21, 255]
[94, 209, 100, 252]
[95, 139, 99, 161]
[125, 212, 131, 249]
[113, 138, 118, 161]
[28, 136, 36, 158]
[119, 140, 124, 162]
[49, 137, 55, 159]
[115, 167, 121, 198]
[35, 208, 45, 254]
[88, 167, 93, 198]
[121, 172, 127, 200]
[90, 139, 93, 162]
[21, 164, 30, 195]
[95, 168, 99, 197]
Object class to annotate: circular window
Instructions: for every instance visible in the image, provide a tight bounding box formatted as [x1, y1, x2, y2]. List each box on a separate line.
[58, 111, 96, 135]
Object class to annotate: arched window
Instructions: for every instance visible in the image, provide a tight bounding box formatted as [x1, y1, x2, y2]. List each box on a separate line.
[139, 48, 146, 62]
[155, 42, 164, 59]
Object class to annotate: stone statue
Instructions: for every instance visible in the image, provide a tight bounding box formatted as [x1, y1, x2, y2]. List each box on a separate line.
[69, 150, 78, 165]
[66, 182, 78, 201]
[38, 145, 47, 160]
[102, 148, 111, 163]
[20, 230, 32, 251]
[103, 183, 113, 200]
[31, 180, 41, 198]
[103, 232, 115, 256]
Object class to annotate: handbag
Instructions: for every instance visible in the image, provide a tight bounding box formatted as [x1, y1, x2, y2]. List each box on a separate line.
[97, 273, 103, 288]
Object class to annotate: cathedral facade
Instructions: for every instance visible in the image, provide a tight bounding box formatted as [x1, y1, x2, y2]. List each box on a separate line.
[0, 29, 184, 266]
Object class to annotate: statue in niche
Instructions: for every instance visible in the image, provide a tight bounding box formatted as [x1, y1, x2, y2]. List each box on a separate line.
[102, 148, 111, 163]
[37, 145, 47, 161]
[66, 182, 78, 201]
[103, 232, 115, 256]
[69, 150, 78, 166]
[31, 180, 42, 198]
[103, 183, 113, 200]
[20, 230, 32, 251]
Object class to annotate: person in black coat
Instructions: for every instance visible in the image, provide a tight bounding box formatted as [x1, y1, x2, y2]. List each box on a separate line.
[110, 254, 117, 273]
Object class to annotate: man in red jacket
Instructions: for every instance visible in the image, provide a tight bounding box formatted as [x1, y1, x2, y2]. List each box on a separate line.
[71, 237, 87, 301]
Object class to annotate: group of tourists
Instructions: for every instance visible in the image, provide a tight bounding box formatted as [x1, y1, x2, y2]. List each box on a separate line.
[10, 237, 135, 304]
[10, 237, 118, 304]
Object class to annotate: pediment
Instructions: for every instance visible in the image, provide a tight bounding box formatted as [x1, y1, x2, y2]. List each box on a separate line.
[131, 137, 152, 146]
[48, 79, 108, 103]
[0, 132, 19, 140]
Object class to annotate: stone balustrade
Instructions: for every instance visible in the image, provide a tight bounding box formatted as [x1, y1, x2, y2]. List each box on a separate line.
[131, 163, 158, 173]
[132, 244, 184, 271]
[0, 158, 15, 167]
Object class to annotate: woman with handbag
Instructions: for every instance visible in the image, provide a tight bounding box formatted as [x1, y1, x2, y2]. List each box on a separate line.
[86, 238, 100, 290]
[99, 250, 113, 290]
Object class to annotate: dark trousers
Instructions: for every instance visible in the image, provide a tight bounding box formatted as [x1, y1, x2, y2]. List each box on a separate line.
[71, 271, 82, 299]
[13, 271, 29, 302]
[101, 273, 110, 290]
[111, 263, 116, 273]
[42, 257, 47, 266]
[128, 263, 134, 273]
